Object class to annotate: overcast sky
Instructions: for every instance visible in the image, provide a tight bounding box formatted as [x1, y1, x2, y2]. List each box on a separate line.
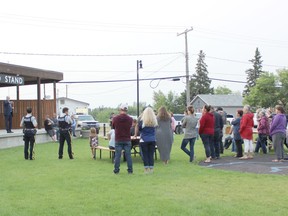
[1, 0, 287, 109]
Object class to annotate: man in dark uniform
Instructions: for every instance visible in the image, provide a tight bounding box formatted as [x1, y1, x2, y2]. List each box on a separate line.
[3, 96, 14, 133]
[58, 107, 74, 159]
[217, 107, 227, 154]
[20, 107, 38, 160]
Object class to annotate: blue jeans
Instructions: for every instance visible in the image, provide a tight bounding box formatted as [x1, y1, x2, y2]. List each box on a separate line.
[72, 126, 76, 136]
[255, 134, 267, 154]
[231, 139, 237, 152]
[181, 137, 196, 162]
[141, 141, 155, 168]
[200, 134, 213, 158]
[114, 141, 133, 173]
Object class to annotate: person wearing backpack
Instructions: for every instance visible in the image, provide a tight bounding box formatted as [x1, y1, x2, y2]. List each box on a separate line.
[20, 107, 38, 160]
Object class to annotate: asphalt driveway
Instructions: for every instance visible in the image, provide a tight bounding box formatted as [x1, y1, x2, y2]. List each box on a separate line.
[199, 153, 288, 175]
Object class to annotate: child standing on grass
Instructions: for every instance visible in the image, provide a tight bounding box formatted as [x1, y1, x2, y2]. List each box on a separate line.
[107, 128, 116, 162]
[107, 128, 115, 150]
[89, 127, 98, 159]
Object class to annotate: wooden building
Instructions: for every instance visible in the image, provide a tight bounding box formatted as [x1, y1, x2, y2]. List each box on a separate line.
[0, 62, 63, 129]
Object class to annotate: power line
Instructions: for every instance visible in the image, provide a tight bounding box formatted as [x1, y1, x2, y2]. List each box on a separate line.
[59, 75, 246, 84]
[195, 27, 288, 45]
[0, 51, 182, 57]
[0, 13, 187, 30]
[1, 50, 285, 68]
[59, 76, 186, 84]
[204, 55, 287, 68]
[2, 13, 288, 45]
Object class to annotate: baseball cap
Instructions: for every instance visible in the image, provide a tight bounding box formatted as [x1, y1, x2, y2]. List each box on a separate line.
[119, 103, 128, 111]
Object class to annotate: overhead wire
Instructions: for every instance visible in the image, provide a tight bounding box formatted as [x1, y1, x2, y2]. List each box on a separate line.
[59, 75, 246, 84]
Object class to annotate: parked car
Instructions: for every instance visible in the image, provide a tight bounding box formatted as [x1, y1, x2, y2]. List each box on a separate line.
[173, 113, 202, 134]
[195, 112, 202, 120]
[75, 114, 100, 133]
[226, 114, 234, 124]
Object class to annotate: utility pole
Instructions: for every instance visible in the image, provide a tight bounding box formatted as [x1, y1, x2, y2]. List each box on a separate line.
[177, 27, 193, 106]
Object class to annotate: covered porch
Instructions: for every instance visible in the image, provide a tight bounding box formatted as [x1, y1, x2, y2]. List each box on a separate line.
[0, 62, 63, 130]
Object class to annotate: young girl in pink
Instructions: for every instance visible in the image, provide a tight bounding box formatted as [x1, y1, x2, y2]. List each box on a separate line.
[89, 127, 99, 159]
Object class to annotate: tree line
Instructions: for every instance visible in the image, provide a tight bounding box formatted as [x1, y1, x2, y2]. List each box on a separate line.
[91, 48, 288, 122]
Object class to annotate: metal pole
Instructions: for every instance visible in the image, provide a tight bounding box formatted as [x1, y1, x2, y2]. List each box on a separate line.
[136, 60, 142, 118]
[137, 60, 140, 118]
[37, 77, 41, 129]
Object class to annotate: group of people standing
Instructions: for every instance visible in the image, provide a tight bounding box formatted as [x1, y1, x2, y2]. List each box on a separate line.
[110, 104, 174, 174]
[255, 105, 287, 162]
[7, 95, 287, 170]
[19, 107, 75, 160]
[230, 105, 287, 162]
[190, 104, 287, 163]
[180, 105, 226, 163]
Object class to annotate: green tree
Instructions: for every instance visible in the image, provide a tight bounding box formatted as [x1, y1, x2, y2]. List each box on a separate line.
[153, 90, 166, 111]
[243, 72, 277, 109]
[89, 101, 147, 122]
[214, 85, 232, 94]
[90, 107, 118, 123]
[277, 69, 288, 107]
[243, 47, 263, 96]
[174, 92, 186, 113]
[190, 50, 213, 99]
[153, 90, 184, 114]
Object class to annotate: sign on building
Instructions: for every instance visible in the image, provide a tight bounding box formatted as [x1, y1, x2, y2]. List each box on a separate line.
[0, 74, 25, 85]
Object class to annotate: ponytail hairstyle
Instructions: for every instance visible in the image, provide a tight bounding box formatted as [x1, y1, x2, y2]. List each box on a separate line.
[187, 105, 194, 114]
[203, 105, 212, 112]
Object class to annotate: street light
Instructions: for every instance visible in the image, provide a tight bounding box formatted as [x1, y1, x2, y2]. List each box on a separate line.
[137, 60, 143, 117]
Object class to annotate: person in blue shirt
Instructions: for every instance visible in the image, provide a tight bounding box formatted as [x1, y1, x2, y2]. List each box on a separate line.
[231, 109, 243, 158]
[137, 107, 158, 174]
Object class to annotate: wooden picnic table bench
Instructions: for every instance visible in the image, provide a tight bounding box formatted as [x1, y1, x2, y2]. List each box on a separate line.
[96, 136, 158, 162]
[95, 146, 115, 163]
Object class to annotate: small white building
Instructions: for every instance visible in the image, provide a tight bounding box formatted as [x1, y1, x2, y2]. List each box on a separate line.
[56, 97, 89, 115]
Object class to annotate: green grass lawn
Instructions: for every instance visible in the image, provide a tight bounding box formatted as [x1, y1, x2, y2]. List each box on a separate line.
[1, 135, 288, 216]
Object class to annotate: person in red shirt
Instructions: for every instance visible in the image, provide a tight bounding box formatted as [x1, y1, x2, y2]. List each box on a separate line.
[199, 105, 215, 163]
[112, 103, 133, 174]
[239, 105, 254, 160]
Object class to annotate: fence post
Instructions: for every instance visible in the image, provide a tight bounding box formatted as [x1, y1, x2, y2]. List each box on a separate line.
[103, 123, 106, 137]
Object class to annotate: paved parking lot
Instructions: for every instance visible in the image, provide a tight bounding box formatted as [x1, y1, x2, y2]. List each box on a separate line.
[199, 153, 288, 175]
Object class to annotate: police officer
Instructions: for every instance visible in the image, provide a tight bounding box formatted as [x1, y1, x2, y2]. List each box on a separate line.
[20, 107, 38, 160]
[58, 107, 74, 159]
